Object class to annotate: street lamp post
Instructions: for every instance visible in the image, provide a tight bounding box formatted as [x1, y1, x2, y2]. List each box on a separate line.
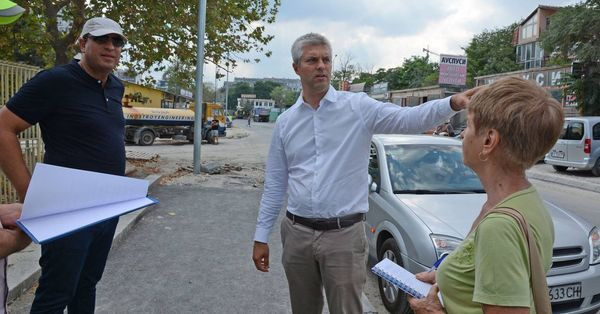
[225, 55, 230, 115]
[193, 0, 207, 174]
[332, 54, 338, 75]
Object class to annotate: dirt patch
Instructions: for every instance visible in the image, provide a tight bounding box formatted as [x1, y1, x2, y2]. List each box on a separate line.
[158, 162, 265, 189]
[126, 156, 162, 179]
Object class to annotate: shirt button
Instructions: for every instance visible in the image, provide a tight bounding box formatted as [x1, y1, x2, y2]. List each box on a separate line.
[97, 80, 101, 84]
[106, 98, 109, 101]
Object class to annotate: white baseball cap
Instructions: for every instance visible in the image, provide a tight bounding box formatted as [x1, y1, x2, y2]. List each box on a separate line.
[79, 17, 127, 41]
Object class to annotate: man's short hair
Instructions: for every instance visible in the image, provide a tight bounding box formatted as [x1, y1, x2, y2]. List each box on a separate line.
[468, 76, 564, 170]
[290, 33, 332, 65]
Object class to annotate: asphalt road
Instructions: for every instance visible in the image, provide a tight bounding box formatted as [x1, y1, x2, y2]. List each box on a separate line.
[531, 178, 600, 227]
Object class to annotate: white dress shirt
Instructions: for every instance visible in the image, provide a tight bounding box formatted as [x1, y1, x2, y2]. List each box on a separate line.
[254, 86, 457, 243]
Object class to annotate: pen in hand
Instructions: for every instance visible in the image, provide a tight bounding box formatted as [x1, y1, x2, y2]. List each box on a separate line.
[428, 252, 449, 272]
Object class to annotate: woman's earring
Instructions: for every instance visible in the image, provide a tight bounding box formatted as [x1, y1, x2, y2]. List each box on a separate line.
[478, 151, 488, 162]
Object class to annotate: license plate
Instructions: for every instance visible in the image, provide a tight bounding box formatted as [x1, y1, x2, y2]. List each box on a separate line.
[550, 151, 565, 158]
[548, 283, 581, 302]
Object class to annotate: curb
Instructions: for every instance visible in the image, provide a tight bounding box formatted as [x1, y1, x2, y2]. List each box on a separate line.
[526, 171, 600, 194]
[7, 174, 163, 303]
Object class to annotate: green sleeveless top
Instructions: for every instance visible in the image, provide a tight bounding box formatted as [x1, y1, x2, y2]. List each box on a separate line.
[436, 186, 554, 314]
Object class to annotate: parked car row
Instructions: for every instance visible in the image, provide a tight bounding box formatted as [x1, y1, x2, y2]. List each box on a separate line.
[366, 134, 600, 314]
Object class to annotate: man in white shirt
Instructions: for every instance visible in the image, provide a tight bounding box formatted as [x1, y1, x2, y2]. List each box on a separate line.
[252, 32, 478, 313]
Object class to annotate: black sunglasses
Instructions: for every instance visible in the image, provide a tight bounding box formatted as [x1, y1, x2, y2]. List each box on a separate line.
[86, 34, 126, 48]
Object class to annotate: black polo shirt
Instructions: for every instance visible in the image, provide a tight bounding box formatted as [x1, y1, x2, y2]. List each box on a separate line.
[6, 61, 126, 176]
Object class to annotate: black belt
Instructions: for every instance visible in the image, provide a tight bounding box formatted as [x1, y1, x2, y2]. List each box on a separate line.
[286, 211, 365, 231]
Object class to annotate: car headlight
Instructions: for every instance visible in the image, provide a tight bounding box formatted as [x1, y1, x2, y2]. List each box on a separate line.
[430, 234, 462, 259]
[590, 227, 600, 265]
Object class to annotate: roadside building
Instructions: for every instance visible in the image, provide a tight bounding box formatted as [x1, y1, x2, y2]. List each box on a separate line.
[513, 5, 559, 70]
[237, 95, 275, 111]
[121, 81, 193, 109]
[475, 65, 577, 116]
[475, 5, 580, 116]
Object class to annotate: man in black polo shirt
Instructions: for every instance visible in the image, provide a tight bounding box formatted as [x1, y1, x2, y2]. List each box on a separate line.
[0, 17, 127, 312]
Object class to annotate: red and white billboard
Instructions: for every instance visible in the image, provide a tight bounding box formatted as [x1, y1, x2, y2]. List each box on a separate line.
[439, 54, 467, 86]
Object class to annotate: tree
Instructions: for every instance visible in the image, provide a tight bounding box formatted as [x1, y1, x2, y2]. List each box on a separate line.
[0, 12, 53, 67]
[463, 23, 521, 86]
[254, 80, 281, 99]
[351, 56, 438, 92]
[396, 56, 438, 89]
[270, 86, 297, 110]
[162, 59, 195, 93]
[332, 53, 357, 89]
[227, 82, 253, 113]
[0, 0, 281, 80]
[539, 0, 600, 115]
[270, 86, 286, 109]
[203, 84, 216, 102]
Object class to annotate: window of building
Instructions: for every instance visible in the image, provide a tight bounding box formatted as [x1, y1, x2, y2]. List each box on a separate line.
[521, 14, 538, 40]
[516, 41, 544, 69]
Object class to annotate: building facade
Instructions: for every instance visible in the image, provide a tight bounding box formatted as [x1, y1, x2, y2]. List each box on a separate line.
[475, 65, 577, 116]
[513, 5, 559, 69]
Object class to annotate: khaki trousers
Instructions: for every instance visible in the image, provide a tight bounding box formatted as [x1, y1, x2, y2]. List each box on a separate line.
[280, 217, 368, 314]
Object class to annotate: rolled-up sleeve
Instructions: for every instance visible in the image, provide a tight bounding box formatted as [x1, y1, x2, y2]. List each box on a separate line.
[355, 93, 457, 134]
[254, 121, 289, 243]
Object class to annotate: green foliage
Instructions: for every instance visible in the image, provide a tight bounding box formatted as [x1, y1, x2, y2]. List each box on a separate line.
[203, 84, 216, 103]
[463, 23, 521, 87]
[162, 59, 195, 92]
[0, 0, 280, 79]
[397, 56, 438, 89]
[254, 80, 281, 99]
[539, 0, 600, 115]
[270, 85, 298, 109]
[0, 12, 53, 67]
[352, 72, 376, 90]
[227, 82, 253, 112]
[351, 56, 438, 91]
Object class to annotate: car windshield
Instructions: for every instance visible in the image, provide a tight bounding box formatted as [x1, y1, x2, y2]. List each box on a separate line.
[385, 144, 484, 194]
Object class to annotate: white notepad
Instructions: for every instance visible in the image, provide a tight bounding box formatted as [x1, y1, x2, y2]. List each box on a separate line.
[17, 163, 158, 244]
[371, 258, 433, 299]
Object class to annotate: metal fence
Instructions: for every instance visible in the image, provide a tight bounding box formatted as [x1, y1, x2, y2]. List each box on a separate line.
[0, 60, 43, 203]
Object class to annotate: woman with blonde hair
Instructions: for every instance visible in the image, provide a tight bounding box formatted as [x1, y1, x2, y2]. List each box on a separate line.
[408, 76, 564, 314]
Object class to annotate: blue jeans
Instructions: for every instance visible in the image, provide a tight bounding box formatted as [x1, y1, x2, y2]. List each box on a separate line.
[30, 218, 119, 314]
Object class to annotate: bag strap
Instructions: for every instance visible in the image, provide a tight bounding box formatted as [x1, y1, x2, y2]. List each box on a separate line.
[469, 207, 551, 314]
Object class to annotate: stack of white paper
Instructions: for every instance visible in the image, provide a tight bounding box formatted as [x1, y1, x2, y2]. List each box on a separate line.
[17, 163, 158, 244]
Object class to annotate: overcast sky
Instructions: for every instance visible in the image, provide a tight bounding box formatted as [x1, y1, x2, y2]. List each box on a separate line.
[204, 0, 579, 87]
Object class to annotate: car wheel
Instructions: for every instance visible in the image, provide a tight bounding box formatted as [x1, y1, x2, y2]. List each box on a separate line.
[592, 159, 600, 177]
[139, 130, 155, 146]
[552, 165, 568, 172]
[378, 238, 411, 314]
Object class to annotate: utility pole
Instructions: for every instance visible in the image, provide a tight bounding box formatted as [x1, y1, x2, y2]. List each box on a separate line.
[214, 65, 219, 102]
[193, 0, 207, 174]
[225, 54, 230, 115]
[422, 47, 440, 60]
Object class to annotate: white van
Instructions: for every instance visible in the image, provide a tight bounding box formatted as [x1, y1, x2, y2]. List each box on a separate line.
[545, 117, 600, 176]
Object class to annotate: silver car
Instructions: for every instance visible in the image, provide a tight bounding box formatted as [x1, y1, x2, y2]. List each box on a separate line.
[366, 134, 600, 314]
[545, 116, 600, 176]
